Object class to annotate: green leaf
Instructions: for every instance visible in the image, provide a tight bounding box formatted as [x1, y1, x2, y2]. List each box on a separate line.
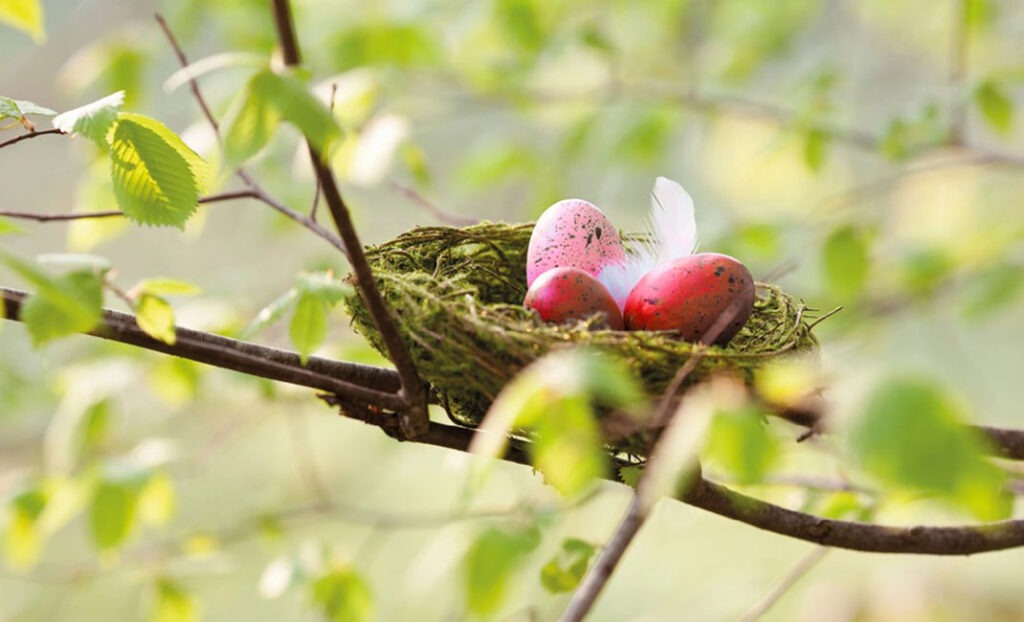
[221, 78, 280, 167]
[847, 377, 1010, 520]
[960, 263, 1024, 318]
[3, 487, 47, 568]
[330, 22, 441, 69]
[36, 253, 111, 274]
[495, 0, 545, 53]
[0, 217, 23, 235]
[289, 292, 328, 362]
[0, 96, 55, 126]
[802, 127, 828, 171]
[52, 91, 125, 145]
[90, 473, 144, 550]
[250, 68, 342, 156]
[822, 225, 869, 298]
[109, 113, 209, 229]
[539, 538, 596, 593]
[152, 578, 198, 622]
[705, 404, 779, 484]
[974, 80, 1013, 134]
[464, 526, 540, 617]
[138, 471, 176, 527]
[0, 0, 44, 42]
[474, 351, 643, 496]
[310, 567, 373, 622]
[296, 271, 352, 305]
[135, 294, 177, 345]
[243, 288, 299, 339]
[134, 278, 200, 297]
[3, 255, 104, 345]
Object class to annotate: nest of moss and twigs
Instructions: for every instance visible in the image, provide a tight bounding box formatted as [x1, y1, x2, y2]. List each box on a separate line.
[343, 222, 819, 440]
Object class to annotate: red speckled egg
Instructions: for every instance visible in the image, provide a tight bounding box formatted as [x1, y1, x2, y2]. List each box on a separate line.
[623, 253, 755, 344]
[527, 199, 626, 288]
[524, 267, 624, 330]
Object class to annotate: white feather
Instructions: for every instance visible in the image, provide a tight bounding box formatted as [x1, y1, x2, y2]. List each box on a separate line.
[597, 176, 697, 311]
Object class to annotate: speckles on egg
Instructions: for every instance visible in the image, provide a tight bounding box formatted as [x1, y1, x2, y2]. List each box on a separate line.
[623, 253, 755, 344]
[527, 199, 626, 287]
[524, 267, 624, 330]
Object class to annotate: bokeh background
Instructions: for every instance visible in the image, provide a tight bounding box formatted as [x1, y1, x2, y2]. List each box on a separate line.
[1, 0, 1023, 620]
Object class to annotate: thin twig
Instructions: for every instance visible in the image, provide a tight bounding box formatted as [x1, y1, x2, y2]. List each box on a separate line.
[0, 128, 64, 150]
[0, 209, 122, 222]
[269, 0, 429, 439]
[735, 547, 829, 622]
[310, 82, 338, 222]
[389, 182, 480, 226]
[154, 13, 220, 133]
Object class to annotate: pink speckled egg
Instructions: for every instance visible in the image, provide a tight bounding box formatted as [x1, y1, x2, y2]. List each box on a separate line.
[524, 267, 624, 330]
[527, 199, 626, 288]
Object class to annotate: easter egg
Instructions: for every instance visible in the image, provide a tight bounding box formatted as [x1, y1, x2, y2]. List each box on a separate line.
[527, 199, 626, 288]
[623, 253, 754, 344]
[524, 267, 624, 330]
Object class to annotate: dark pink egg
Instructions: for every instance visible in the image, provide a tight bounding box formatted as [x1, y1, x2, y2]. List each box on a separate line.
[524, 267, 624, 330]
[623, 253, 755, 344]
[527, 199, 626, 288]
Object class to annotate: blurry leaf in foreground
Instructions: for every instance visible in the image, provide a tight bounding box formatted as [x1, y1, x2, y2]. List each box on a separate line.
[289, 292, 328, 362]
[464, 525, 540, 617]
[138, 471, 176, 527]
[974, 79, 1013, 135]
[296, 271, 352, 305]
[148, 358, 201, 407]
[90, 469, 146, 551]
[221, 75, 281, 167]
[540, 538, 596, 593]
[251, 68, 342, 156]
[705, 402, 779, 485]
[134, 278, 201, 297]
[151, 578, 199, 622]
[310, 566, 374, 622]
[0, 0, 44, 42]
[847, 377, 1010, 520]
[0, 217, 23, 235]
[471, 350, 644, 497]
[3, 486, 47, 569]
[802, 127, 829, 171]
[135, 294, 177, 345]
[822, 224, 869, 299]
[960, 263, 1024, 319]
[3, 254, 104, 345]
[243, 288, 298, 339]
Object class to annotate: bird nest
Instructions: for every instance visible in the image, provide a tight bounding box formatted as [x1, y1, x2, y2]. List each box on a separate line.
[343, 222, 818, 427]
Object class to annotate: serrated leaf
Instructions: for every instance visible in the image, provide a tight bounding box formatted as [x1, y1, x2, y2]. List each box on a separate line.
[221, 77, 280, 167]
[135, 278, 200, 297]
[109, 114, 208, 229]
[0, 96, 55, 127]
[296, 271, 351, 305]
[847, 377, 1010, 520]
[540, 538, 596, 593]
[289, 292, 328, 362]
[0, 0, 44, 42]
[822, 225, 869, 299]
[975, 80, 1013, 134]
[90, 474, 144, 550]
[3, 254, 104, 345]
[52, 91, 125, 145]
[152, 578, 198, 622]
[250, 68, 342, 156]
[135, 294, 176, 345]
[465, 526, 540, 616]
[311, 567, 373, 622]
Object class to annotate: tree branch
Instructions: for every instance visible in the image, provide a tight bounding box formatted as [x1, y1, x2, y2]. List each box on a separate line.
[1, 286, 402, 407]
[0, 128, 64, 150]
[736, 547, 828, 622]
[269, 0, 429, 439]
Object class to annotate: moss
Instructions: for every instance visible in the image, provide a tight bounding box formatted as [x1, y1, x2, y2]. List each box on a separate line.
[344, 222, 818, 428]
